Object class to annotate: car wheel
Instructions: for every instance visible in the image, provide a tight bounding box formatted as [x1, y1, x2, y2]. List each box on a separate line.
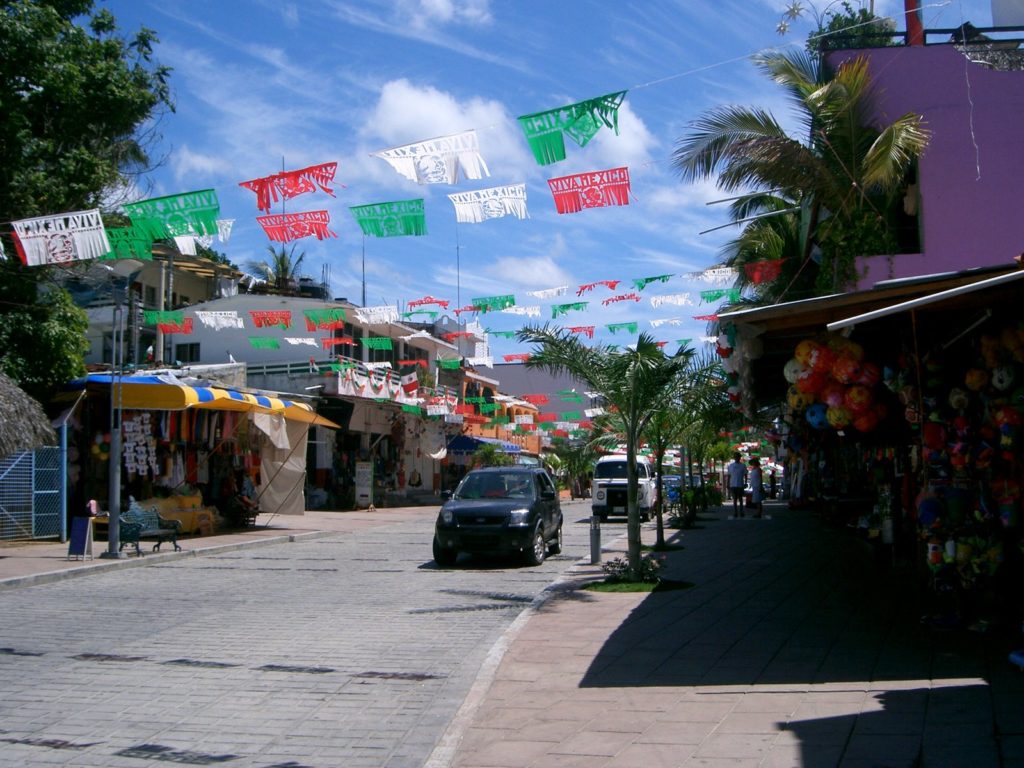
[524, 526, 546, 566]
[433, 536, 457, 567]
[548, 523, 563, 555]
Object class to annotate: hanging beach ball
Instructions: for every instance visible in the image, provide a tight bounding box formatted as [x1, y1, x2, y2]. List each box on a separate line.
[783, 358, 808, 384]
[826, 405, 851, 429]
[831, 355, 862, 384]
[787, 385, 813, 413]
[806, 403, 829, 429]
[965, 368, 989, 392]
[819, 380, 846, 409]
[796, 369, 826, 395]
[852, 410, 880, 433]
[807, 345, 835, 374]
[844, 384, 874, 414]
[794, 339, 820, 366]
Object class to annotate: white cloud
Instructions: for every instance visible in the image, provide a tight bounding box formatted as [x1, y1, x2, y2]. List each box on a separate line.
[360, 78, 534, 181]
[171, 146, 234, 184]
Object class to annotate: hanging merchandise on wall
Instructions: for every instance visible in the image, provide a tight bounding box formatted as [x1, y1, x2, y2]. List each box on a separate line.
[372, 130, 489, 184]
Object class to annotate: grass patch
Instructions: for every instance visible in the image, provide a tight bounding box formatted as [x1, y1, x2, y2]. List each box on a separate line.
[583, 579, 693, 594]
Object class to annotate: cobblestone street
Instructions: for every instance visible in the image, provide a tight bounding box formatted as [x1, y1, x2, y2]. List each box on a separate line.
[0, 503, 595, 767]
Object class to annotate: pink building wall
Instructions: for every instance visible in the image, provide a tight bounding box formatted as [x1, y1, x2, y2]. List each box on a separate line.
[831, 46, 1024, 287]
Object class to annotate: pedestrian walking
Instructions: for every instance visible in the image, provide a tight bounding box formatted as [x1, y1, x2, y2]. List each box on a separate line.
[749, 458, 764, 517]
[769, 469, 777, 499]
[726, 452, 747, 518]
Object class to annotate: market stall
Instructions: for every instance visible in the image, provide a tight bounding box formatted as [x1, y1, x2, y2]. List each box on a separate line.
[62, 373, 339, 533]
[719, 265, 1024, 632]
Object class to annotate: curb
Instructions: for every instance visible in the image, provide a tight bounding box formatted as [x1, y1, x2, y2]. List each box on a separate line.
[423, 529, 628, 768]
[0, 529, 339, 593]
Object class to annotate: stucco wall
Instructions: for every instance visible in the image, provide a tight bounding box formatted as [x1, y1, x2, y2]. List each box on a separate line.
[831, 45, 1024, 286]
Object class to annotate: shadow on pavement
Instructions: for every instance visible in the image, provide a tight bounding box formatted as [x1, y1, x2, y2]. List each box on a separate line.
[577, 505, 1024, 765]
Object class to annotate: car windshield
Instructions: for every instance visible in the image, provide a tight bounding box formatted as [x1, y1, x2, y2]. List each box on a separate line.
[594, 461, 627, 479]
[455, 472, 536, 500]
[594, 460, 647, 479]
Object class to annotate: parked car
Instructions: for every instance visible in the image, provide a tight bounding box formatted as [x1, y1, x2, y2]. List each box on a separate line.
[433, 466, 563, 567]
[591, 454, 657, 521]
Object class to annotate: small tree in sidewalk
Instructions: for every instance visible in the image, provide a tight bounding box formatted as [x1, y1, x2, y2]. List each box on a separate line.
[517, 325, 691, 578]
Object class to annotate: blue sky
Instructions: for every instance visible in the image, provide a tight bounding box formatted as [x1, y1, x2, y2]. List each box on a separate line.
[100, 0, 994, 359]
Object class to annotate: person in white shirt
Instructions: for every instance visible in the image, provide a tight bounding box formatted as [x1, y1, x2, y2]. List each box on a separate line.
[726, 453, 747, 518]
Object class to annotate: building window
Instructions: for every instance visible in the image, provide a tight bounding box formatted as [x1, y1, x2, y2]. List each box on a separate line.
[175, 342, 200, 364]
[144, 285, 157, 307]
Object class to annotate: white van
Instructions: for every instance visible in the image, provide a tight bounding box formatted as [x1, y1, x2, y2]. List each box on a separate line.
[591, 454, 657, 521]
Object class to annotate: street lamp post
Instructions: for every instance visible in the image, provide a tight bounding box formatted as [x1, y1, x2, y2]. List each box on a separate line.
[99, 259, 143, 559]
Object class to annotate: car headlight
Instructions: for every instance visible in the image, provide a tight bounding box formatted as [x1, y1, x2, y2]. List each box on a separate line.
[440, 508, 454, 525]
[596, 490, 605, 501]
[507, 508, 531, 526]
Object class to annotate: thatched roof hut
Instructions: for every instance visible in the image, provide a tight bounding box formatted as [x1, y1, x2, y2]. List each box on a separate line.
[0, 371, 57, 460]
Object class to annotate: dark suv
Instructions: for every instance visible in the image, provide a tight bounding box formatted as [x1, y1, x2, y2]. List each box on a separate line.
[433, 466, 563, 567]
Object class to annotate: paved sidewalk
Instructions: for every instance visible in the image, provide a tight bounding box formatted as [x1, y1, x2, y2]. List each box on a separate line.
[444, 502, 1024, 768]
[0, 506, 434, 589]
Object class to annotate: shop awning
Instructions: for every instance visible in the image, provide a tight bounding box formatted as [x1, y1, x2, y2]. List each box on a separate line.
[717, 264, 1023, 406]
[826, 269, 1024, 332]
[447, 434, 522, 454]
[73, 374, 341, 429]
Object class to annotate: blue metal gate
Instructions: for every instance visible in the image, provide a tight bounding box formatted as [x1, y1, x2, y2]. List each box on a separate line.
[0, 447, 64, 541]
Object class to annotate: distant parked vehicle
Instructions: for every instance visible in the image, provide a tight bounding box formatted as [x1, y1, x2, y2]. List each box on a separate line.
[590, 455, 657, 522]
[433, 466, 563, 567]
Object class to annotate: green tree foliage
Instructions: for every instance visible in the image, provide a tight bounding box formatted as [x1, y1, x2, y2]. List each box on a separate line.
[470, 443, 515, 468]
[0, 1, 171, 399]
[673, 47, 928, 300]
[517, 325, 691, 576]
[0, 261, 89, 400]
[245, 245, 307, 294]
[0, 0, 172, 219]
[643, 351, 723, 545]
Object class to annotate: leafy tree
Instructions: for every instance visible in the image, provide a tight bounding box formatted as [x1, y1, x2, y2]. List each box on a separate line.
[0, 1, 172, 220]
[470, 443, 514, 468]
[0, 1, 173, 399]
[517, 325, 691, 576]
[245, 245, 307, 294]
[673, 48, 928, 297]
[0, 261, 89, 401]
[644, 351, 723, 545]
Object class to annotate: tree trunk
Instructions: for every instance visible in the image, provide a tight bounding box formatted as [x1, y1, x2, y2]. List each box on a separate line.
[626, 434, 642, 576]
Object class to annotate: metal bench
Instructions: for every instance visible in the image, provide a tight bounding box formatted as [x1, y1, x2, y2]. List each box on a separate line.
[119, 499, 182, 556]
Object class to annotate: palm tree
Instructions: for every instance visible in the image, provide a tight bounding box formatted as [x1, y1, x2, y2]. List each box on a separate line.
[244, 244, 306, 294]
[673, 48, 929, 296]
[643, 352, 724, 545]
[517, 325, 691, 576]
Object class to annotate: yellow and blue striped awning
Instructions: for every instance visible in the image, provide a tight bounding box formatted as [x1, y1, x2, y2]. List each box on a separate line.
[79, 375, 340, 429]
